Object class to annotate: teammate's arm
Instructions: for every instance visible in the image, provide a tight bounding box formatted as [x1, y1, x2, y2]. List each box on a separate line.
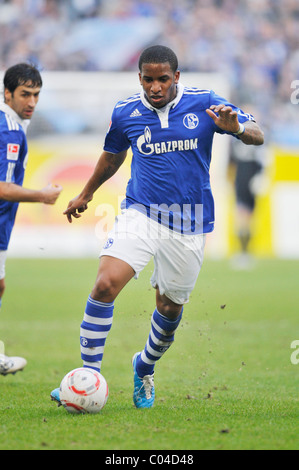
[0, 181, 62, 204]
[63, 150, 127, 223]
[206, 104, 264, 146]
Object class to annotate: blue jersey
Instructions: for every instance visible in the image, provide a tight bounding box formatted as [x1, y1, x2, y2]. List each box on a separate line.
[0, 103, 29, 250]
[104, 83, 254, 234]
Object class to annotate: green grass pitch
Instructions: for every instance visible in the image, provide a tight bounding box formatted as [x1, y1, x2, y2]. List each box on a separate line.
[0, 257, 298, 450]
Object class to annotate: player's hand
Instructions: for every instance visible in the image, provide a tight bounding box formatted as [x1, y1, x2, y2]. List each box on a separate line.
[206, 104, 240, 133]
[41, 183, 63, 205]
[63, 194, 92, 223]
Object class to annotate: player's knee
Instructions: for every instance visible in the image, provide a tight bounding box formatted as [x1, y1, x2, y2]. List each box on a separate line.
[0, 279, 5, 298]
[91, 275, 116, 302]
[156, 294, 182, 320]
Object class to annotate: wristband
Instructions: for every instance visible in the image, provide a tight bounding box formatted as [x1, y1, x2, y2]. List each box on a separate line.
[233, 123, 245, 136]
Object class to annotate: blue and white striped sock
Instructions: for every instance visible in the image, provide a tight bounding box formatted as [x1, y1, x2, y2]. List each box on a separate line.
[136, 308, 183, 378]
[80, 295, 114, 373]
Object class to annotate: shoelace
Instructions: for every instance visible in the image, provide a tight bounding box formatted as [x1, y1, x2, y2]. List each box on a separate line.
[141, 374, 154, 399]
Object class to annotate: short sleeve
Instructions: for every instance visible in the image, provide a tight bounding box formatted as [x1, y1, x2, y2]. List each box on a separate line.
[103, 106, 131, 154]
[0, 129, 24, 183]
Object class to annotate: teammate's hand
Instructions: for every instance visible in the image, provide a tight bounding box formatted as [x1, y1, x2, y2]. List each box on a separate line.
[41, 183, 63, 204]
[206, 104, 240, 133]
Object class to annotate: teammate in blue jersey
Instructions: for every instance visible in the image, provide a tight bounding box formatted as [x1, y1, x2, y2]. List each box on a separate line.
[0, 63, 62, 376]
[51, 45, 264, 409]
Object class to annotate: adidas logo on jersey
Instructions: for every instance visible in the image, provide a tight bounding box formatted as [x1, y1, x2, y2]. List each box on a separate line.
[130, 109, 142, 117]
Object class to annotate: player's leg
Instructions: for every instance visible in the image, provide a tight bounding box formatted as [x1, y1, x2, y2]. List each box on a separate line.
[80, 207, 154, 374]
[0, 278, 5, 309]
[51, 256, 134, 404]
[0, 250, 7, 307]
[132, 232, 206, 408]
[132, 289, 183, 408]
[81, 203, 157, 373]
[236, 203, 253, 253]
[0, 251, 27, 376]
[91, 255, 135, 302]
[135, 288, 183, 376]
[80, 255, 135, 372]
[233, 160, 261, 267]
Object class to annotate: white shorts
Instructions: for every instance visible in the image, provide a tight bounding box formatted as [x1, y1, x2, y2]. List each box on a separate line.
[0, 251, 7, 280]
[100, 208, 206, 305]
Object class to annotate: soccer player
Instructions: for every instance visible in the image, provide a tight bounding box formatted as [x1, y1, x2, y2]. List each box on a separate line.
[229, 112, 268, 269]
[51, 45, 264, 408]
[0, 63, 62, 376]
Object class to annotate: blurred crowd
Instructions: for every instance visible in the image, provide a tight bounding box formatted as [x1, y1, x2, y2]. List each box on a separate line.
[0, 0, 298, 143]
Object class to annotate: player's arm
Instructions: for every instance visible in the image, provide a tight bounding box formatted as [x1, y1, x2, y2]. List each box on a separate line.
[237, 120, 264, 146]
[63, 150, 127, 223]
[206, 104, 264, 145]
[0, 181, 62, 204]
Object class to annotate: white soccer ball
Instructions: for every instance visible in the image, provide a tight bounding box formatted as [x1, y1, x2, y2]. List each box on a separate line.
[59, 367, 109, 414]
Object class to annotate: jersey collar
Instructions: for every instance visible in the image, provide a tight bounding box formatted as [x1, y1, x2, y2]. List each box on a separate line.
[0, 102, 30, 134]
[141, 82, 184, 113]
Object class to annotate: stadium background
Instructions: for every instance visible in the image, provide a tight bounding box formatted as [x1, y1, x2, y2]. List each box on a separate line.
[0, 0, 298, 259]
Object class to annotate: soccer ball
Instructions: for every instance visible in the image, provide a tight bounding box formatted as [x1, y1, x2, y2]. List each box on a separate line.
[59, 367, 109, 414]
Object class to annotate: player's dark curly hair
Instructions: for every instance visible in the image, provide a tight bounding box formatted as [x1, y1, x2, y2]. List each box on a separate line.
[4, 63, 42, 94]
[138, 45, 178, 73]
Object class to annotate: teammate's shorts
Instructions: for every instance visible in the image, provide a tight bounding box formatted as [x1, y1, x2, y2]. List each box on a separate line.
[99, 208, 206, 305]
[0, 250, 8, 280]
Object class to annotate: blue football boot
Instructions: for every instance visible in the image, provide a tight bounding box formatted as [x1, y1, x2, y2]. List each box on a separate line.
[132, 352, 155, 408]
[50, 387, 62, 407]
